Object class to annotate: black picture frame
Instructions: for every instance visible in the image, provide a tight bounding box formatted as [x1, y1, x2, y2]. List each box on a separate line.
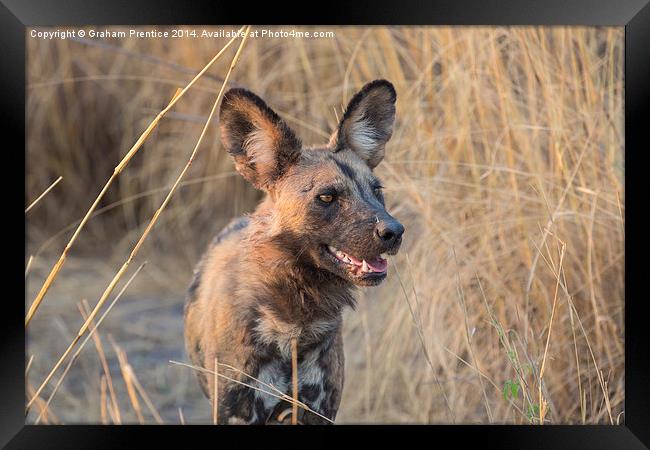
[4, 0, 649, 447]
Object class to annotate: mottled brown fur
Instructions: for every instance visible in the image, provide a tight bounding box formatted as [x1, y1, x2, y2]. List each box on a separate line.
[184, 80, 403, 424]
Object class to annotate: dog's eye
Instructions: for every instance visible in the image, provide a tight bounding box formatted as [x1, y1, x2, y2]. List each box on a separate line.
[318, 194, 334, 204]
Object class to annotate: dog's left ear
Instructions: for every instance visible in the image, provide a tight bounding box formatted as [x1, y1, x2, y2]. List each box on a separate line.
[220, 88, 302, 190]
[332, 79, 396, 169]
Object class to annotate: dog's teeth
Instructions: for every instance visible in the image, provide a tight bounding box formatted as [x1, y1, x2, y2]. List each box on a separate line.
[380, 253, 388, 260]
[328, 245, 337, 253]
[362, 260, 369, 272]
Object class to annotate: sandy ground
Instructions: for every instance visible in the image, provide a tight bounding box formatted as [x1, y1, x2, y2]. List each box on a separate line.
[26, 256, 214, 424]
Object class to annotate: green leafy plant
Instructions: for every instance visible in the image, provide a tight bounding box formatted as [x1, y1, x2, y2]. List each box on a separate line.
[503, 379, 521, 401]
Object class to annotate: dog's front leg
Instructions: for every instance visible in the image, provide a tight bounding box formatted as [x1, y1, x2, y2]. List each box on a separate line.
[219, 382, 268, 425]
[297, 331, 345, 425]
[298, 373, 343, 425]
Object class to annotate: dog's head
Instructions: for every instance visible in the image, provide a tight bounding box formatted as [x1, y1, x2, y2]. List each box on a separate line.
[219, 80, 404, 287]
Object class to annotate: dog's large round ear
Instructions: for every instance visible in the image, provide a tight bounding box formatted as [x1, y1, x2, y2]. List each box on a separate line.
[219, 88, 302, 190]
[331, 80, 396, 169]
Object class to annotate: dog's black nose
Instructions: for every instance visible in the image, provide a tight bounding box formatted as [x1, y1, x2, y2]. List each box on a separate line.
[375, 218, 404, 247]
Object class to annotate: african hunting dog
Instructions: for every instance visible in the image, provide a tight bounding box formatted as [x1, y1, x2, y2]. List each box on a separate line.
[184, 80, 404, 424]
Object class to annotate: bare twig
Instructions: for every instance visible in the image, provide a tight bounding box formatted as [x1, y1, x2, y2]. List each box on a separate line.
[111, 338, 144, 424]
[170, 360, 334, 424]
[25, 354, 35, 376]
[291, 337, 299, 425]
[100, 375, 108, 424]
[538, 242, 566, 424]
[25, 176, 62, 213]
[25, 256, 34, 279]
[213, 357, 219, 425]
[78, 300, 122, 424]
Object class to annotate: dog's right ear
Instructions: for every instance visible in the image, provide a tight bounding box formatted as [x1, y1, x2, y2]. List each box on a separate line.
[219, 88, 302, 190]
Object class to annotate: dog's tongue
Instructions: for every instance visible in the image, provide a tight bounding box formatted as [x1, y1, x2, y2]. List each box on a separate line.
[345, 253, 388, 273]
[366, 256, 388, 272]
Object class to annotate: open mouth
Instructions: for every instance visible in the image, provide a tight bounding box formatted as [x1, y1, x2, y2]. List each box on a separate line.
[325, 245, 388, 276]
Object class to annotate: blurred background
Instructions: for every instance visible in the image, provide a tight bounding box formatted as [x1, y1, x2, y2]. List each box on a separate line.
[25, 26, 624, 424]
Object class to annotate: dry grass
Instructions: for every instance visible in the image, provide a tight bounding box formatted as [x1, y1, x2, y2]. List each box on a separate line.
[25, 175, 62, 214]
[26, 26, 623, 424]
[25, 26, 246, 326]
[26, 27, 250, 411]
